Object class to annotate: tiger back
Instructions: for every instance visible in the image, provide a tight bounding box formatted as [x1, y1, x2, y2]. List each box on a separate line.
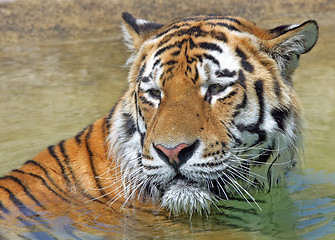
[0, 12, 318, 219]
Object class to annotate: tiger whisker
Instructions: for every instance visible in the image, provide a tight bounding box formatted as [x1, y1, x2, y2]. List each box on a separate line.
[96, 155, 143, 180]
[221, 172, 261, 210]
[228, 163, 266, 180]
[214, 172, 229, 200]
[120, 177, 148, 209]
[224, 167, 255, 186]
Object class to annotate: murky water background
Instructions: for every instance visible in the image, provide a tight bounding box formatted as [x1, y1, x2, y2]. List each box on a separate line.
[0, 37, 129, 172]
[0, 1, 335, 239]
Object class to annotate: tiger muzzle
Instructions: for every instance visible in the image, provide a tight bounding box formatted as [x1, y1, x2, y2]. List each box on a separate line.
[153, 140, 199, 170]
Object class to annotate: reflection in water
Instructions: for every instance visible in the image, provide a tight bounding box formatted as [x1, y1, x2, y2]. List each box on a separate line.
[0, 21, 335, 240]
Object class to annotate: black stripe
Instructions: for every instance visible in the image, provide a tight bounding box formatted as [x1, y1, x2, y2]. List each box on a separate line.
[210, 30, 227, 42]
[156, 24, 189, 38]
[141, 76, 150, 83]
[75, 128, 86, 144]
[188, 37, 196, 49]
[166, 60, 178, 65]
[157, 24, 208, 42]
[271, 107, 291, 132]
[135, 91, 142, 121]
[139, 95, 154, 107]
[195, 54, 203, 63]
[171, 50, 180, 56]
[267, 153, 281, 192]
[12, 169, 71, 203]
[169, 15, 242, 26]
[236, 124, 267, 145]
[59, 140, 80, 189]
[153, 59, 161, 68]
[0, 176, 44, 209]
[0, 200, 10, 214]
[0, 186, 39, 217]
[134, 91, 146, 149]
[236, 92, 247, 109]
[236, 70, 246, 89]
[215, 69, 236, 78]
[219, 16, 242, 25]
[207, 22, 240, 32]
[202, 16, 242, 25]
[198, 42, 222, 53]
[122, 113, 137, 138]
[186, 65, 191, 74]
[159, 26, 209, 40]
[193, 67, 199, 84]
[177, 15, 242, 25]
[241, 60, 254, 73]
[47, 145, 71, 185]
[24, 160, 105, 205]
[154, 39, 188, 58]
[156, 15, 242, 40]
[221, 121, 242, 146]
[218, 91, 237, 102]
[274, 80, 281, 98]
[258, 144, 275, 163]
[202, 53, 220, 67]
[85, 126, 110, 201]
[23, 160, 69, 196]
[236, 47, 247, 60]
[154, 45, 174, 58]
[140, 54, 147, 62]
[255, 80, 265, 126]
[165, 66, 177, 75]
[233, 80, 265, 142]
[186, 56, 197, 64]
[161, 66, 174, 87]
[236, 80, 268, 144]
[136, 63, 146, 82]
[236, 47, 254, 73]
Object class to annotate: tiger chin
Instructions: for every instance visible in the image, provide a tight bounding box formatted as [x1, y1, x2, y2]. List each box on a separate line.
[0, 13, 318, 217]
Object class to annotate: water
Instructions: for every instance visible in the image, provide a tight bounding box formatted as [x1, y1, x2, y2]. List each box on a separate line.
[0, 11, 335, 240]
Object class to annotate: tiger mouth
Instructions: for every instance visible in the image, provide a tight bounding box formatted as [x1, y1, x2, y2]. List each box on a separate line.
[164, 172, 228, 199]
[170, 173, 197, 184]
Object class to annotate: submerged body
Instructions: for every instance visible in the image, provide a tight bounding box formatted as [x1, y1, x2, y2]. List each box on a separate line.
[0, 13, 318, 217]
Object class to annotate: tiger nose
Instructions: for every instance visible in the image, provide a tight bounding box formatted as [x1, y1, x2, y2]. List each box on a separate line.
[154, 140, 199, 170]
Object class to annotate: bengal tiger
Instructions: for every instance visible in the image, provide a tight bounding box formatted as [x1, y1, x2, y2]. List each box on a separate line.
[0, 12, 318, 218]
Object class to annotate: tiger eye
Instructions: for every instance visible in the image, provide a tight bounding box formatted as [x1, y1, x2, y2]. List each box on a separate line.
[148, 89, 161, 99]
[208, 84, 224, 95]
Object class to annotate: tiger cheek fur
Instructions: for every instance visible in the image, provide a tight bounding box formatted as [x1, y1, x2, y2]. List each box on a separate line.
[0, 12, 318, 218]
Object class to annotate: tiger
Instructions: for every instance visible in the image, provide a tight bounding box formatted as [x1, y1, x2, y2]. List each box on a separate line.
[0, 12, 318, 218]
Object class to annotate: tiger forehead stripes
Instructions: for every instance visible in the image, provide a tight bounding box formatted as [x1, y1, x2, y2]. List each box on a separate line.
[0, 13, 318, 219]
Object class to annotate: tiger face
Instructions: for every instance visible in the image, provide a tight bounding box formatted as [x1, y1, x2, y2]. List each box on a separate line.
[109, 13, 318, 214]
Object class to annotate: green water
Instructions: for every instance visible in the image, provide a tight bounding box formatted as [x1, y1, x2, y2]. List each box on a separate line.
[0, 18, 335, 240]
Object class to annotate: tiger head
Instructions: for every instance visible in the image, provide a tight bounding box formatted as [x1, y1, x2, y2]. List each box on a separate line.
[108, 13, 318, 215]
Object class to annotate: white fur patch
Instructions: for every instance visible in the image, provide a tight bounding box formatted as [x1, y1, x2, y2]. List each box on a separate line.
[161, 180, 216, 215]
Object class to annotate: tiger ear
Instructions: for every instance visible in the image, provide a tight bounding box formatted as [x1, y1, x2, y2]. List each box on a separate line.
[122, 12, 163, 51]
[262, 20, 318, 81]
